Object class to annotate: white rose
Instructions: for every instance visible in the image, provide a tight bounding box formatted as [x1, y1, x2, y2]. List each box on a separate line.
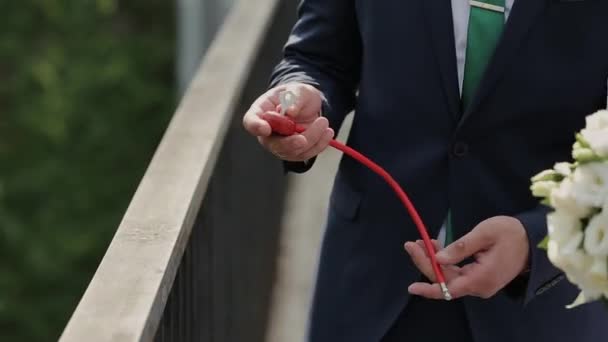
[581, 110, 608, 157]
[576, 276, 604, 301]
[560, 261, 601, 302]
[550, 179, 592, 218]
[589, 162, 608, 181]
[548, 236, 608, 300]
[547, 237, 587, 274]
[548, 240, 570, 271]
[589, 256, 608, 280]
[588, 163, 608, 199]
[570, 164, 608, 208]
[568, 266, 606, 305]
[584, 211, 608, 256]
[554, 162, 573, 177]
[550, 247, 607, 303]
[547, 212, 583, 246]
[548, 240, 568, 270]
[585, 110, 608, 131]
[579, 255, 608, 301]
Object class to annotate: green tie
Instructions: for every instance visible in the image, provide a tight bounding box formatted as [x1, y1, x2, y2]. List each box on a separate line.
[446, 0, 505, 245]
[461, 0, 506, 109]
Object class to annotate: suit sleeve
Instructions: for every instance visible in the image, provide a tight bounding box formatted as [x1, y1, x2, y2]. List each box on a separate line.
[270, 0, 362, 173]
[508, 205, 563, 305]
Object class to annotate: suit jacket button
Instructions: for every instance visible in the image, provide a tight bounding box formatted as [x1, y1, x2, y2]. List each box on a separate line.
[452, 142, 468, 158]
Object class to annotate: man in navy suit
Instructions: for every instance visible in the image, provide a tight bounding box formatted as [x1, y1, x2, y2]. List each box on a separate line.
[243, 0, 608, 341]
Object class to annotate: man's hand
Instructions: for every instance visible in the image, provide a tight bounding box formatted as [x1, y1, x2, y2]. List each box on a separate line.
[405, 216, 530, 300]
[242, 82, 334, 162]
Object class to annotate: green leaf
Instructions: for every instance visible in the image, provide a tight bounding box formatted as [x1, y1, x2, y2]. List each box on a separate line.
[538, 236, 550, 250]
[541, 198, 552, 207]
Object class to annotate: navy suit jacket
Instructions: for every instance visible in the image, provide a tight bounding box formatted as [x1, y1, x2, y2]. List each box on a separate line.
[270, 0, 608, 341]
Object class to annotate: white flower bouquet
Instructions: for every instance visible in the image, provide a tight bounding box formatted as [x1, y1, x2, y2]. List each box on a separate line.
[531, 110, 608, 307]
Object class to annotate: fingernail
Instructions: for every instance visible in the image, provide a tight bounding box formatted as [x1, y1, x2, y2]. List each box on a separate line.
[404, 244, 412, 255]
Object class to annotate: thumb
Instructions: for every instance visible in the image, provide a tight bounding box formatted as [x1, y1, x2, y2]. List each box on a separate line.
[243, 108, 272, 137]
[285, 100, 319, 123]
[285, 95, 321, 123]
[283, 97, 303, 118]
[436, 227, 492, 265]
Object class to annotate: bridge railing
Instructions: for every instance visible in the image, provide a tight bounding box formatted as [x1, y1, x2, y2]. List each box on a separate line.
[59, 1, 295, 341]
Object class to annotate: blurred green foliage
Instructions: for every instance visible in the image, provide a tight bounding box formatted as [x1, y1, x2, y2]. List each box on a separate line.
[0, 1, 175, 340]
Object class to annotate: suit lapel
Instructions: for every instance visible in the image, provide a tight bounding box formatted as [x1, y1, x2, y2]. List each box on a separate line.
[422, 0, 461, 122]
[458, 0, 549, 128]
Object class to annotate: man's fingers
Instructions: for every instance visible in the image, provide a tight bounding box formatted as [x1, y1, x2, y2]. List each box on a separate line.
[460, 259, 502, 299]
[284, 88, 322, 120]
[408, 279, 473, 300]
[415, 239, 442, 257]
[409, 261, 495, 300]
[410, 218, 524, 301]
[300, 117, 329, 145]
[408, 274, 476, 300]
[268, 84, 321, 123]
[407, 283, 445, 300]
[302, 117, 329, 139]
[297, 128, 334, 161]
[409, 240, 462, 280]
[244, 83, 321, 139]
[444, 264, 495, 299]
[445, 275, 478, 299]
[411, 275, 475, 300]
[243, 107, 272, 137]
[258, 135, 308, 160]
[257, 117, 332, 161]
[436, 225, 494, 265]
[404, 242, 437, 282]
